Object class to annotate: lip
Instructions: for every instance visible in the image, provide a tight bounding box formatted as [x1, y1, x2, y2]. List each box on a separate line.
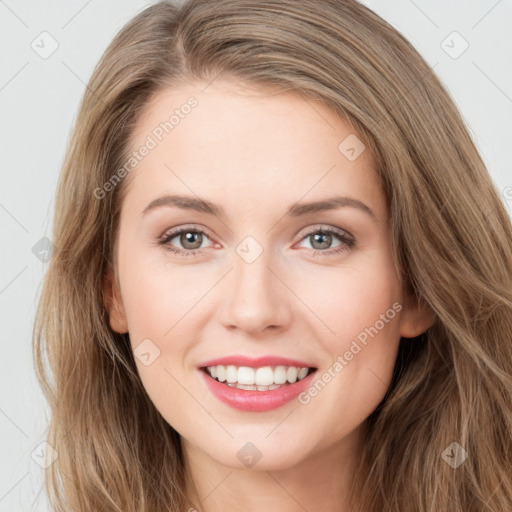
[198, 366, 318, 412]
[197, 355, 316, 369]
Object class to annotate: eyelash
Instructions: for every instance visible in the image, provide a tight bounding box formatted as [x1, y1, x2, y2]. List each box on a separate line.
[157, 225, 356, 258]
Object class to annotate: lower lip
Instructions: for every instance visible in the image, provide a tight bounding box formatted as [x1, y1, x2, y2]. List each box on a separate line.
[199, 368, 317, 412]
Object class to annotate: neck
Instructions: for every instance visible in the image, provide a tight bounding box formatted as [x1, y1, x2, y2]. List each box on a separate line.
[181, 425, 365, 512]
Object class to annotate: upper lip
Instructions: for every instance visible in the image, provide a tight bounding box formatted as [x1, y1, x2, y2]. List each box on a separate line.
[198, 355, 317, 369]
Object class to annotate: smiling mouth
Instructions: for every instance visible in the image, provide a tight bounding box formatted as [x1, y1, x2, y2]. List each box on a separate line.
[201, 365, 317, 391]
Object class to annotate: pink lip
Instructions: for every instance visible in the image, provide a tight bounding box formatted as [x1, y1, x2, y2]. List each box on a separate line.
[197, 355, 316, 369]
[198, 367, 318, 412]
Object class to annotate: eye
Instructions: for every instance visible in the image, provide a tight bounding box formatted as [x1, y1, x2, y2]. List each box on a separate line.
[295, 225, 355, 256]
[157, 225, 214, 257]
[157, 224, 356, 258]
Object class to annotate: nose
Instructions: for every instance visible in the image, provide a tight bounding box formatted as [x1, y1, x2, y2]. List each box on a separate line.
[218, 248, 292, 336]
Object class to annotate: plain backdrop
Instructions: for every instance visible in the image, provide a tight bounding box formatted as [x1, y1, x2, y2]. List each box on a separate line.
[1, 1, 511, 510]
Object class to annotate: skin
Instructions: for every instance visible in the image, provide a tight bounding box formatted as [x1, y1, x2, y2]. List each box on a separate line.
[105, 79, 435, 512]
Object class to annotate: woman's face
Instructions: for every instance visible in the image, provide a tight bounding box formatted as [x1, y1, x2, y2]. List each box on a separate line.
[106, 79, 433, 470]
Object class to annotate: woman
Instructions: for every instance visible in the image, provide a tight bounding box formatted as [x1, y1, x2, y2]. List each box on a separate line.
[33, 0, 512, 510]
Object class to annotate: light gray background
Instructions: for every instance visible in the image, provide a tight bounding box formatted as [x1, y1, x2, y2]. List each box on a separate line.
[1, 1, 511, 510]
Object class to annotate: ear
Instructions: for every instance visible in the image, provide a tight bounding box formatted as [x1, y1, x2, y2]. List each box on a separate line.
[103, 267, 129, 334]
[399, 292, 436, 338]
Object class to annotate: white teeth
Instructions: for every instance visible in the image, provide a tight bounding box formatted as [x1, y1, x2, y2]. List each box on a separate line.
[255, 367, 274, 386]
[238, 366, 255, 385]
[297, 367, 308, 380]
[204, 364, 313, 388]
[237, 383, 255, 390]
[226, 383, 278, 391]
[208, 366, 217, 379]
[216, 365, 226, 382]
[226, 365, 238, 383]
[286, 367, 298, 383]
[274, 366, 288, 384]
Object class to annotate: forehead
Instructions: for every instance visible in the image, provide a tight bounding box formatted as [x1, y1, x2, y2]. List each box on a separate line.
[123, 80, 386, 219]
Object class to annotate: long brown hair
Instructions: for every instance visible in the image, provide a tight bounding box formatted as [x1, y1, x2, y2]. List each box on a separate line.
[33, 0, 512, 510]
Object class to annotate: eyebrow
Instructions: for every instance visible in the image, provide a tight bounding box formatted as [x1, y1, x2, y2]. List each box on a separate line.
[141, 194, 377, 221]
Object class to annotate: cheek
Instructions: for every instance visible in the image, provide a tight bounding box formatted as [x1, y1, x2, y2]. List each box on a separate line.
[304, 254, 402, 352]
[303, 255, 403, 414]
[118, 253, 203, 431]
[297, 257, 403, 429]
[119, 249, 208, 342]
